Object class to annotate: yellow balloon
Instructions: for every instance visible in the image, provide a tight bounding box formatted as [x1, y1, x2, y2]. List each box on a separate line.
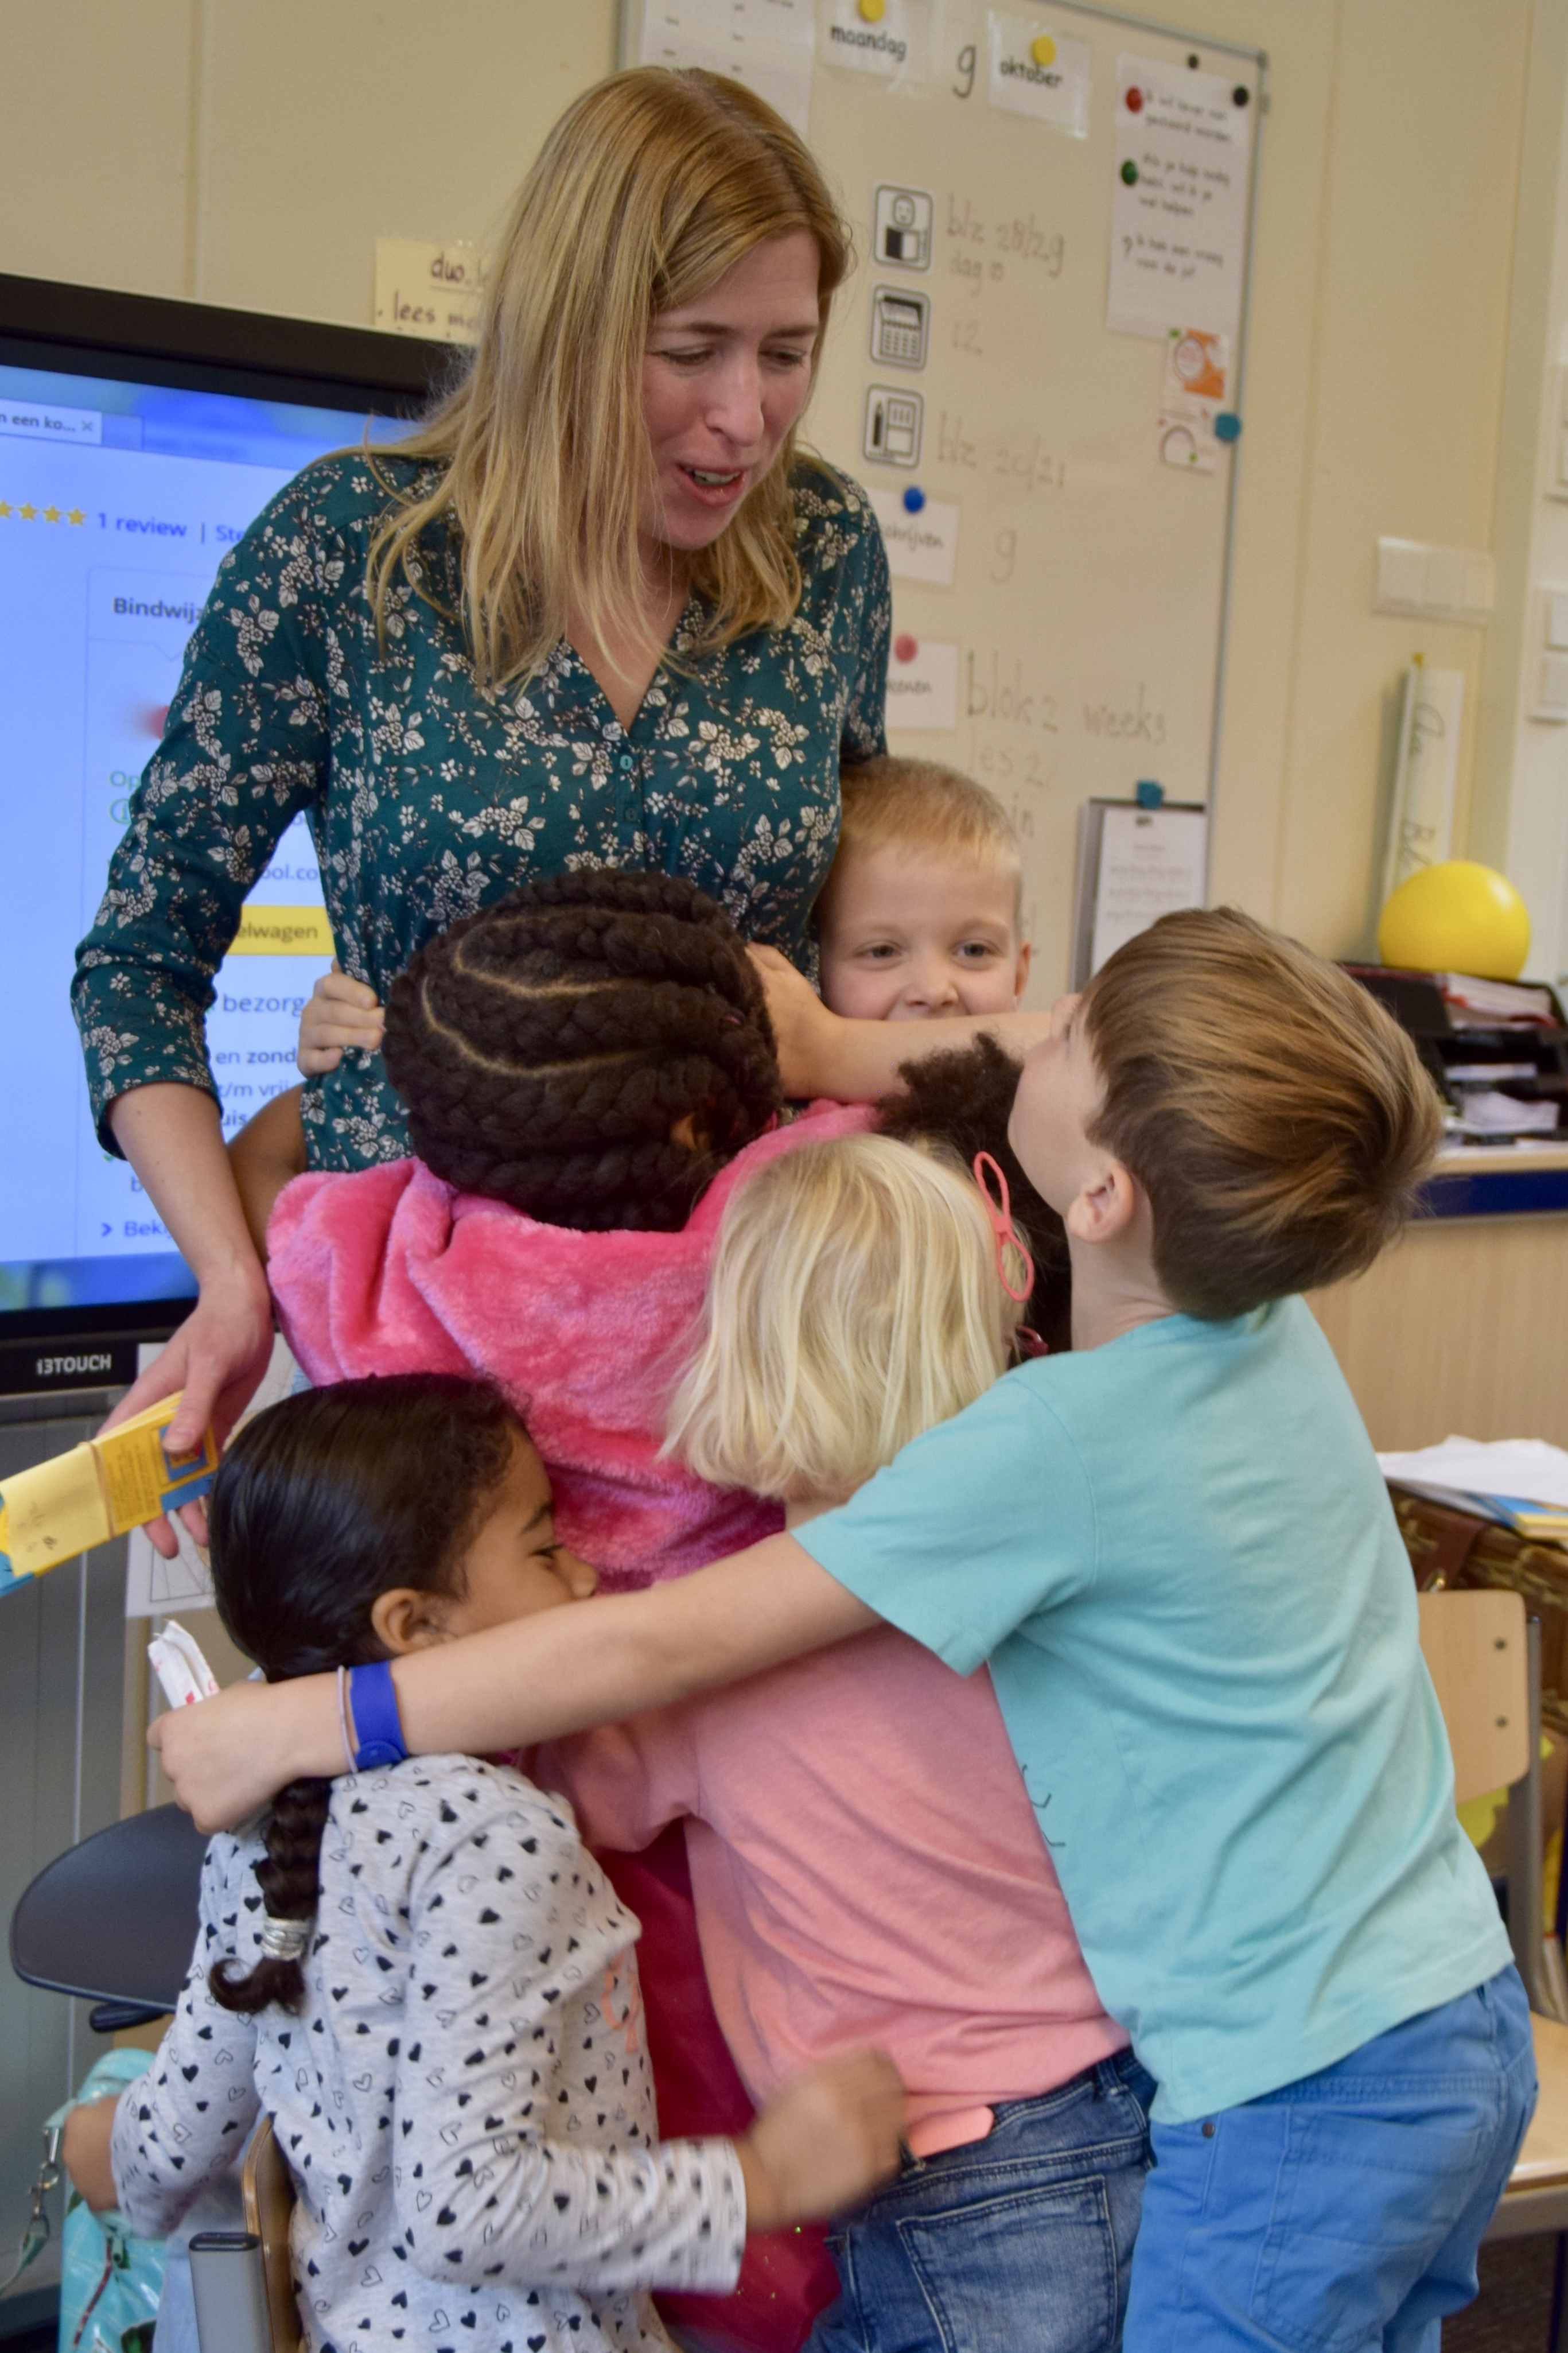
[1377, 861, 1531, 982]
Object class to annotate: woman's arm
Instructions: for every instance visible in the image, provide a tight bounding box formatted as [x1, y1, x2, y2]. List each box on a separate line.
[228, 1086, 309, 1259]
[151, 1533, 877, 1831]
[752, 946, 1052, 1100]
[101, 1085, 275, 1550]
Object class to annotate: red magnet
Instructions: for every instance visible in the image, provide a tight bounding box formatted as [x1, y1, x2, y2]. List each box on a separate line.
[1126, 86, 1143, 111]
[894, 633, 919, 663]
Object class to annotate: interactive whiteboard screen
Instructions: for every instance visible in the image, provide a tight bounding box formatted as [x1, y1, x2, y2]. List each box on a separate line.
[0, 358, 411, 1327]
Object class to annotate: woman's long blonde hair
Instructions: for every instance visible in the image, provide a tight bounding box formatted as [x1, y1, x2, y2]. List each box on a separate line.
[369, 67, 851, 692]
[664, 1133, 1021, 1503]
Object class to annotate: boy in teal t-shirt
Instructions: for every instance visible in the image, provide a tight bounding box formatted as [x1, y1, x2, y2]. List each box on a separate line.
[789, 911, 1532, 2349]
[153, 907, 1538, 2351]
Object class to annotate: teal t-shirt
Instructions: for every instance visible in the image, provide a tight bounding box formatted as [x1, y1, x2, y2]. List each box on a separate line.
[793, 1296, 1511, 2123]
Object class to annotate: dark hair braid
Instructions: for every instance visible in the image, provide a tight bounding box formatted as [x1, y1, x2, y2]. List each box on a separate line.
[383, 871, 783, 1230]
[207, 1373, 523, 2014]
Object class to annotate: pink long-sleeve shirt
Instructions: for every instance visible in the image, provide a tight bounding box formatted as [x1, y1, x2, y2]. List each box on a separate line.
[544, 1626, 1127, 2158]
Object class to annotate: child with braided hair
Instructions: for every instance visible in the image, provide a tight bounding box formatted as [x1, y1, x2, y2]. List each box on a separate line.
[225, 868, 1081, 2352]
[63, 1373, 902, 2353]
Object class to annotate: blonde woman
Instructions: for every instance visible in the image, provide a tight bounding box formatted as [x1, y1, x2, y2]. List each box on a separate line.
[71, 65, 889, 1487]
[541, 1131, 1150, 2353]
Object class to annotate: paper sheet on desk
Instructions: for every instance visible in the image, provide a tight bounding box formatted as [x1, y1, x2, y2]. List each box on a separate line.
[1378, 1437, 1568, 1513]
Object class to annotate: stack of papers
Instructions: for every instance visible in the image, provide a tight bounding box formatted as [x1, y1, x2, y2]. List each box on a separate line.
[1379, 1435, 1568, 1541]
[0, 1395, 218, 1594]
[1450, 1089, 1559, 1135]
[1438, 973, 1560, 1027]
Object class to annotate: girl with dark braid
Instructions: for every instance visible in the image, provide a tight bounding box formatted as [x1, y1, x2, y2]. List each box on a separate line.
[65, 1372, 902, 2353]
[223, 868, 1050, 2353]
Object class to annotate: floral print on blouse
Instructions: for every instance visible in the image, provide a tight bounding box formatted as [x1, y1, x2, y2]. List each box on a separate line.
[72, 451, 890, 1170]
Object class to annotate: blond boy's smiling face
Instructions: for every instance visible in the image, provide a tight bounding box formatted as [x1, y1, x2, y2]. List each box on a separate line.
[817, 843, 1030, 1020]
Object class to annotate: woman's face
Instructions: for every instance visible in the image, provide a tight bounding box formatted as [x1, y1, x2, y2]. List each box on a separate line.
[641, 228, 822, 557]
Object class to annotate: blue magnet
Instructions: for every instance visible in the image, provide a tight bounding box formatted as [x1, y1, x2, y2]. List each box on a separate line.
[1135, 779, 1164, 809]
[902, 484, 927, 512]
[1214, 411, 1242, 443]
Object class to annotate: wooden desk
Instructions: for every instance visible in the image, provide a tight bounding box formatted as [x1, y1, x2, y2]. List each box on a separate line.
[1309, 1146, 1568, 1450]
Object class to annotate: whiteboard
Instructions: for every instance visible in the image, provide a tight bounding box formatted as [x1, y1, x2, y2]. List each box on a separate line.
[624, 1, 1267, 996]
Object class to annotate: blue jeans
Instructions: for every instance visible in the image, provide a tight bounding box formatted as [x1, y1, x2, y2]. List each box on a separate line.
[806, 2049, 1156, 2352]
[1122, 1963, 1538, 2353]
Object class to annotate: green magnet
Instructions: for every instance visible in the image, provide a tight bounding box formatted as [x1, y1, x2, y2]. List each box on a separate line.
[1120, 160, 1139, 185]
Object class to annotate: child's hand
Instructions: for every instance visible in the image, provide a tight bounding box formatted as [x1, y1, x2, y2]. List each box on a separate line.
[150, 1671, 341, 1831]
[298, 961, 384, 1075]
[62, 2096, 121, 2214]
[737, 2048, 905, 2230]
[748, 945, 840, 1100]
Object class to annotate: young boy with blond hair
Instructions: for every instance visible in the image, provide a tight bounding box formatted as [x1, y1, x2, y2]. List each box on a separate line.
[814, 755, 1030, 1022]
[159, 904, 1535, 2352]
[231, 755, 1034, 1245]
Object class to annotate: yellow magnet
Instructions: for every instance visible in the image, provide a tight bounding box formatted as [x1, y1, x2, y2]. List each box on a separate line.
[1031, 33, 1057, 65]
[858, 0, 886, 18]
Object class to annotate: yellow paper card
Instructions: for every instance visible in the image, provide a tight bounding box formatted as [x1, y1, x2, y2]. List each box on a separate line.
[1, 1444, 111, 1578]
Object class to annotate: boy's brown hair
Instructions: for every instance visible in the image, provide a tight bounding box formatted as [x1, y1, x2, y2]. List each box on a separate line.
[823, 756, 1023, 921]
[1080, 908, 1444, 1319]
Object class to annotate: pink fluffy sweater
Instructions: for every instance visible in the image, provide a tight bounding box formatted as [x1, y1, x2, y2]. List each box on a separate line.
[266, 1100, 876, 1590]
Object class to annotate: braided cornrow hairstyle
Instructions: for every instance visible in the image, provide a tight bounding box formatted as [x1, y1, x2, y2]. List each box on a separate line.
[382, 871, 783, 1231]
[207, 1373, 523, 2015]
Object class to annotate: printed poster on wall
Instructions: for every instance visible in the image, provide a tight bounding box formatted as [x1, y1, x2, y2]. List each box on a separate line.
[1108, 53, 1253, 340]
[633, 0, 816, 135]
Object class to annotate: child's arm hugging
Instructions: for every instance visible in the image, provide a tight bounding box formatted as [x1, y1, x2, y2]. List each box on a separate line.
[396, 1776, 899, 2286]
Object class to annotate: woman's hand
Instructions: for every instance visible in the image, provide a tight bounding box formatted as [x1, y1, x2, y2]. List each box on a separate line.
[298, 961, 384, 1074]
[737, 2049, 905, 2230]
[150, 1672, 343, 1831]
[102, 1082, 278, 1554]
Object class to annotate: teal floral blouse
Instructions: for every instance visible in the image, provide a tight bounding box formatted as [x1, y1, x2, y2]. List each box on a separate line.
[72, 452, 890, 1169]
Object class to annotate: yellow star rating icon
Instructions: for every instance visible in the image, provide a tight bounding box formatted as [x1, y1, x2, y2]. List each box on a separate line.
[1, 500, 88, 522]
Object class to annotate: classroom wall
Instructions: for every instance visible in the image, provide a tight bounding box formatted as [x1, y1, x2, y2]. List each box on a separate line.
[0, 0, 1557, 966]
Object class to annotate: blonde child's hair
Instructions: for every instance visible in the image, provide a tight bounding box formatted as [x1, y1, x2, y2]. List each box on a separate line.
[821, 756, 1024, 925]
[664, 1132, 1021, 1501]
[367, 67, 851, 692]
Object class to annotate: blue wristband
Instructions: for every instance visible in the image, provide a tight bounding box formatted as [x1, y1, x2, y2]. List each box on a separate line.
[347, 1661, 408, 1772]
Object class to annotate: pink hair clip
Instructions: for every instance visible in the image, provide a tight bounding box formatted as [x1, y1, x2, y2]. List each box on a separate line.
[972, 1151, 1036, 1306]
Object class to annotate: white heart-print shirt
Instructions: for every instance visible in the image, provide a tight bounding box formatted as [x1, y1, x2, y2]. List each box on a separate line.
[111, 1756, 744, 2353]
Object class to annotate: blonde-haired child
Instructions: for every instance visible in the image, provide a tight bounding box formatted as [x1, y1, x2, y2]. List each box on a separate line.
[540, 1128, 1147, 2353]
[666, 1128, 1019, 1499]
[278, 755, 1032, 1098]
[815, 755, 1030, 1023]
